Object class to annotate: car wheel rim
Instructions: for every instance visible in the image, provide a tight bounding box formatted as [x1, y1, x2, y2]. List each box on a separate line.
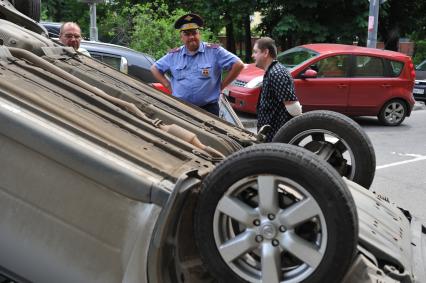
[384, 102, 405, 124]
[213, 175, 327, 283]
[287, 129, 356, 180]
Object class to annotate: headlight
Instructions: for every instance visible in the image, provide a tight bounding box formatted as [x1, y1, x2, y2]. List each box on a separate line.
[245, 76, 263, 89]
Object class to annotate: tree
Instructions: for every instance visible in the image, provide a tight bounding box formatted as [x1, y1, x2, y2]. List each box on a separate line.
[41, 0, 89, 33]
[41, 0, 423, 59]
[166, 0, 257, 60]
[129, 2, 187, 59]
[378, 0, 417, 51]
[256, 0, 368, 50]
[129, 2, 216, 59]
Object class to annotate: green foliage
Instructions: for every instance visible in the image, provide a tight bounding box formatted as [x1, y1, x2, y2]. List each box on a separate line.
[41, 0, 89, 34]
[256, 0, 369, 49]
[97, 3, 133, 45]
[129, 2, 216, 59]
[413, 40, 426, 65]
[130, 3, 186, 59]
[40, 0, 425, 59]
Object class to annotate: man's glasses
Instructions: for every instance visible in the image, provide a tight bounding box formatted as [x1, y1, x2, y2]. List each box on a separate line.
[63, 33, 81, 39]
[182, 30, 199, 36]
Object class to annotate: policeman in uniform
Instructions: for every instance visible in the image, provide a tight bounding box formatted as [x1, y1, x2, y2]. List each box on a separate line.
[151, 13, 244, 115]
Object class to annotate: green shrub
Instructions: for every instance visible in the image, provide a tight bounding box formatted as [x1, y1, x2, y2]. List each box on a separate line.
[413, 40, 426, 65]
[130, 2, 217, 60]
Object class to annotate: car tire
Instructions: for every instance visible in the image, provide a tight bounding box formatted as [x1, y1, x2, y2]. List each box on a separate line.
[194, 143, 358, 283]
[272, 110, 376, 189]
[12, 0, 40, 22]
[378, 99, 407, 126]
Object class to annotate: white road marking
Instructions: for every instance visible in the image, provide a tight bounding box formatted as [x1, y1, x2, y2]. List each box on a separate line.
[376, 153, 426, 170]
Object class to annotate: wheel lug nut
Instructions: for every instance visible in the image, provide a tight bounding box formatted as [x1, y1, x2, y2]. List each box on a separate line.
[253, 219, 261, 226]
[272, 239, 279, 247]
[268, 214, 275, 220]
[255, 235, 264, 243]
[279, 226, 286, 233]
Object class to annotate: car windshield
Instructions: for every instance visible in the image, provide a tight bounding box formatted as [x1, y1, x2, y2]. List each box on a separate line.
[277, 46, 319, 69]
[416, 60, 426, 71]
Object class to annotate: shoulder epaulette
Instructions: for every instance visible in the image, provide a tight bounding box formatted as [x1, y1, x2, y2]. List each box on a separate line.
[206, 43, 220, 49]
[168, 47, 180, 53]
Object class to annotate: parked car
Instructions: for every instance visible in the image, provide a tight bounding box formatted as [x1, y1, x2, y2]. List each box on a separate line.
[413, 80, 426, 102]
[415, 59, 426, 80]
[80, 40, 157, 83]
[413, 60, 426, 102]
[1, 2, 425, 283]
[40, 21, 157, 83]
[39, 21, 61, 37]
[224, 43, 416, 126]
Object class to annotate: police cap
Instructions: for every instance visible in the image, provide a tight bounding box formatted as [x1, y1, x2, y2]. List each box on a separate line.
[174, 13, 204, 31]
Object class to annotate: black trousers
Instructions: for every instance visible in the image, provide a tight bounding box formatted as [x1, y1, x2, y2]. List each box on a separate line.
[200, 102, 219, 116]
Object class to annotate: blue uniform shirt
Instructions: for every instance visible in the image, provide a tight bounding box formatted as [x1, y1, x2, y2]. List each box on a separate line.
[154, 42, 239, 106]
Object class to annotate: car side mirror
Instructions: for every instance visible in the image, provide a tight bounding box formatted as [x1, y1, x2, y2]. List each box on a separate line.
[300, 69, 317, 79]
[120, 56, 129, 74]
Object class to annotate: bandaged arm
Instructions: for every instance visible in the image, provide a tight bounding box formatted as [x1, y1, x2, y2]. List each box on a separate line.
[284, 101, 302, 116]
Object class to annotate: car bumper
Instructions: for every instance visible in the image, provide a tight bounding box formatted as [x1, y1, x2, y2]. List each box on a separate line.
[346, 179, 426, 282]
[413, 81, 426, 102]
[223, 86, 260, 114]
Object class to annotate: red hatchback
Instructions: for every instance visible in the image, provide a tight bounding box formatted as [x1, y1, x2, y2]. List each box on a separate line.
[224, 43, 416, 126]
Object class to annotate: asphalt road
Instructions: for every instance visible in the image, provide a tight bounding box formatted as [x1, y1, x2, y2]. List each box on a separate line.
[354, 104, 426, 222]
[238, 103, 426, 222]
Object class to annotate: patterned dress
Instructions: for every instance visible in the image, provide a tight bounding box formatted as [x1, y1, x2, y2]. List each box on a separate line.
[257, 60, 298, 142]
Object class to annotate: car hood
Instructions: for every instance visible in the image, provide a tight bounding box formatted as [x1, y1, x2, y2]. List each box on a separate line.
[238, 63, 265, 82]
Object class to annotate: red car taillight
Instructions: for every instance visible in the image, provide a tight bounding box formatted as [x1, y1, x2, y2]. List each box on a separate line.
[409, 61, 416, 81]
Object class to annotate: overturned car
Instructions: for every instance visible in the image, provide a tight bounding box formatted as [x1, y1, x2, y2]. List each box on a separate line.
[0, 1, 425, 283]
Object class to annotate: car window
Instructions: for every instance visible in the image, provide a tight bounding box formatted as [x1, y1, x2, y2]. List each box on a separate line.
[41, 23, 60, 38]
[389, 60, 404, 77]
[89, 52, 122, 70]
[102, 55, 122, 70]
[277, 47, 319, 69]
[353, 56, 385, 77]
[311, 55, 349, 78]
[45, 26, 60, 38]
[91, 53, 102, 61]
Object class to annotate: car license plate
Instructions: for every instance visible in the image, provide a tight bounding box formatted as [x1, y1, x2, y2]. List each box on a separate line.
[413, 88, 424, 95]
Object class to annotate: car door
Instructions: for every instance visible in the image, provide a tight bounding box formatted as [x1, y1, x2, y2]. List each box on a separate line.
[127, 53, 157, 83]
[348, 55, 391, 115]
[295, 55, 351, 113]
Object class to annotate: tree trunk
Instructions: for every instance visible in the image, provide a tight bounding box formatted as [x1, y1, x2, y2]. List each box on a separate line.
[243, 13, 252, 62]
[384, 26, 399, 51]
[224, 13, 236, 54]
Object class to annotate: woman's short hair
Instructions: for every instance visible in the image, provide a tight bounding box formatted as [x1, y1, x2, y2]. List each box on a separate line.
[255, 37, 277, 58]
